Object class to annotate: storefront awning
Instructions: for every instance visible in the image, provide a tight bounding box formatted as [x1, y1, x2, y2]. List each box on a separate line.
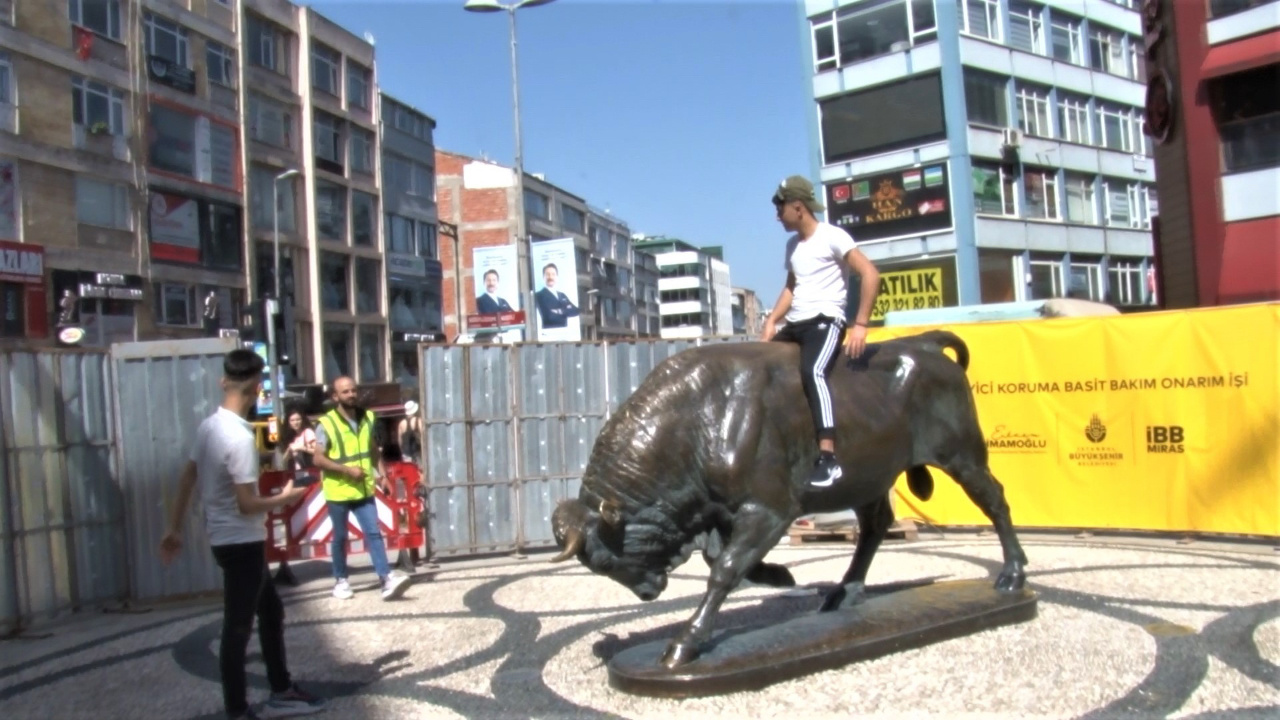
[1201, 30, 1280, 79]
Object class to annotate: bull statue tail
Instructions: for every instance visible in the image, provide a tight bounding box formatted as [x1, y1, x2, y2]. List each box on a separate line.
[913, 330, 970, 371]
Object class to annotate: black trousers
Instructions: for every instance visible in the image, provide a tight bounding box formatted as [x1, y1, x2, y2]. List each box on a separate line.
[773, 315, 846, 442]
[211, 541, 292, 717]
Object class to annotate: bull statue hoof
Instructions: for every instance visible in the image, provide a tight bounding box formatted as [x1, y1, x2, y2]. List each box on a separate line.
[995, 563, 1027, 592]
[818, 582, 868, 613]
[660, 639, 701, 668]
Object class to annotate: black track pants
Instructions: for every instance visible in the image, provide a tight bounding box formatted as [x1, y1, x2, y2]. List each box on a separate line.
[773, 315, 846, 442]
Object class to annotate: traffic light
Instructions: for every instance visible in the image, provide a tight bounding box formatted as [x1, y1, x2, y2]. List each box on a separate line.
[274, 298, 298, 377]
[238, 300, 271, 343]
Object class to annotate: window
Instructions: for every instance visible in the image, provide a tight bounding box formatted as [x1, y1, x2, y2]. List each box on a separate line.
[1016, 84, 1052, 137]
[352, 191, 375, 247]
[355, 258, 380, 314]
[389, 277, 429, 331]
[1143, 187, 1158, 229]
[248, 93, 293, 149]
[1064, 173, 1096, 224]
[255, 243, 296, 302]
[965, 71, 1007, 127]
[392, 105, 431, 140]
[349, 128, 373, 174]
[1210, 0, 1274, 19]
[246, 15, 282, 73]
[835, 0, 911, 66]
[411, 163, 434, 198]
[1050, 17, 1082, 65]
[154, 283, 200, 326]
[385, 213, 415, 255]
[248, 165, 296, 232]
[358, 326, 383, 382]
[313, 111, 343, 164]
[1089, 29, 1129, 77]
[561, 204, 586, 234]
[321, 252, 349, 311]
[144, 13, 188, 68]
[207, 42, 235, 87]
[148, 104, 237, 188]
[311, 44, 340, 96]
[961, 0, 1001, 41]
[205, 202, 242, 270]
[1212, 65, 1280, 173]
[72, 77, 125, 135]
[973, 165, 1017, 216]
[1107, 260, 1146, 306]
[323, 323, 353, 380]
[812, 21, 836, 72]
[1024, 168, 1059, 220]
[1103, 178, 1140, 228]
[1058, 94, 1091, 144]
[0, 52, 12, 106]
[418, 223, 437, 259]
[820, 72, 946, 162]
[347, 63, 371, 109]
[70, 0, 121, 41]
[316, 181, 346, 241]
[75, 176, 130, 229]
[1097, 105, 1132, 152]
[1067, 258, 1103, 300]
[1009, 1, 1045, 55]
[1027, 256, 1064, 300]
[524, 189, 550, 219]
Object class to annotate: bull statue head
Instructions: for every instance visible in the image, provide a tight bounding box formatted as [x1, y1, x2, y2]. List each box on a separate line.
[549, 496, 673, 601]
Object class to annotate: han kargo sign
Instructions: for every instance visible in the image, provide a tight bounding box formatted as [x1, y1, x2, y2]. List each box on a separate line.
[825, 163, 953, 242]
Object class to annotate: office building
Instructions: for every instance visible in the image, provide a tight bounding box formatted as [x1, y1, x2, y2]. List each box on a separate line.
[731, 286, 763, 336]
[1145, 0, 1279, 306]
[801, 0, 1158, 321]
[380, 93, 442, 390]
[633, 235, 735, 339]
[0, 0, 401, 385]
[633, 247, 661, 337]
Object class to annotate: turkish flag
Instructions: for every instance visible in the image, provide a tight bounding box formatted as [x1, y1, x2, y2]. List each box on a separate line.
[831, 184, 851, 203]
[74, 27, 94, 61]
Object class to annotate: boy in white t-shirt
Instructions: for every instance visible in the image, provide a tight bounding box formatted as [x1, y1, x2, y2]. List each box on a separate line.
[159, 349, 325, 720]
[762, 175, 881, 488]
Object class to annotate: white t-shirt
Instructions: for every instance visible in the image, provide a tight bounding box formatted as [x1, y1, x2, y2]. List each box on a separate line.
[784, 222, 858, 323]
[191, 407, 266, 547]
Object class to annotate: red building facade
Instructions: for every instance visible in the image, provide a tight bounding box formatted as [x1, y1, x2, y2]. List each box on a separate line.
[1145, 0, 1280, 307]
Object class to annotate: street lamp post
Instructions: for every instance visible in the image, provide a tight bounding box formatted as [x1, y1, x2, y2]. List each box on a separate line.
[270, 168, 300, 470]
[464, 0, 557, 342]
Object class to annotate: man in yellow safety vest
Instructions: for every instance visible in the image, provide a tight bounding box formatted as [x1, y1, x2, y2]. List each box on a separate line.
[311, 376, 411, 601]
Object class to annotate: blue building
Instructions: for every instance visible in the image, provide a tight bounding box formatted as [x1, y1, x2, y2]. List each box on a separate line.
[800, 0, 1159, 320]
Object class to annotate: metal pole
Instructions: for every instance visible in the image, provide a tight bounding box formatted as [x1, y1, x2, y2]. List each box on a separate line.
[508, 7, 536, 342]
[271, 181, 285, 471]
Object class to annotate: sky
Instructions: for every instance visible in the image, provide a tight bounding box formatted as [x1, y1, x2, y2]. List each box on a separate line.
[312, 0, 816, 305]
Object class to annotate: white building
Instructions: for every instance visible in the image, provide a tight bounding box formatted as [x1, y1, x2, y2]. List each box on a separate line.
[633, 236, 734, 338]
[800, 0, 1158, 321]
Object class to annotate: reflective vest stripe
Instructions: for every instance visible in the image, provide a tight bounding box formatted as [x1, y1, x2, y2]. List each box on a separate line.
[317, 410, 375, 502]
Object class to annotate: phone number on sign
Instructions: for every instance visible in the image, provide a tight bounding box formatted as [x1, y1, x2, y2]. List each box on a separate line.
[871, 295, 943, 320]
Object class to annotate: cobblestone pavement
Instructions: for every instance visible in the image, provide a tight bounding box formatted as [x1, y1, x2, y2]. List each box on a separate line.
[1, 534, 1277, 719]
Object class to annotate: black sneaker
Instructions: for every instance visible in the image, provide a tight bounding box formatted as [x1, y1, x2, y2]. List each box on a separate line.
[808, 454, 843, 488]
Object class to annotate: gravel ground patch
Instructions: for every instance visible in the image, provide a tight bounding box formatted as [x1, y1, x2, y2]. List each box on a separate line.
[1, 535, 1276, 719]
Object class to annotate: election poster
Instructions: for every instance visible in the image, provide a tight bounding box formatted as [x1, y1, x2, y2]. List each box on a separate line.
[529, 237, 582, 342]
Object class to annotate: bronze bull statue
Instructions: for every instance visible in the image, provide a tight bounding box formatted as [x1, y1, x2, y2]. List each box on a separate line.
[550, 330, 1029, 668]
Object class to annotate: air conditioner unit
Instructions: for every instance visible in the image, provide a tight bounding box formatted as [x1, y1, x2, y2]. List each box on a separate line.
[1001, 128, 1022, 148]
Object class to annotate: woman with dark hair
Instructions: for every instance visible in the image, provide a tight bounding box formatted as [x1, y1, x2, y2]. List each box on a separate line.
[281, 409, 317, 471]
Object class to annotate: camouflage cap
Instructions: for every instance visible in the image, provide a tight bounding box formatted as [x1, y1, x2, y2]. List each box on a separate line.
[772, 175, 825, 214]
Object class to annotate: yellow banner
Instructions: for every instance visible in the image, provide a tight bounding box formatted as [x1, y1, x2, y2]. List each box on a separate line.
[875, 302, 1279, 537]
[871, 268, 944, 321]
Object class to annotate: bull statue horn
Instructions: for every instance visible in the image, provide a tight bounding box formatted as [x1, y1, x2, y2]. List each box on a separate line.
[549, 525, 583, 563]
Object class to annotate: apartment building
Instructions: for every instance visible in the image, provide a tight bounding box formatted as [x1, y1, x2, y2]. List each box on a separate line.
[380, 93, 441, 390]
[633, 235, 735, 339]
[1145, 0, 1279, 306]
[0, 0, 395, 385]
[731, 286, 763, 336]
[435, 149, 640, 342]
[802, 0, 1158, 321]
[633, 246, 661, 337]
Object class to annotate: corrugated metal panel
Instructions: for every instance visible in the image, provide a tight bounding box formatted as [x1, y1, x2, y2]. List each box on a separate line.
[422, 345, 466, 421]
[112, 338, 235, 603]
[0, 349, 123, 633]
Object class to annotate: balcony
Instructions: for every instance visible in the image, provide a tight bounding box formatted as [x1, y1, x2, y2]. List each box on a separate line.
[73, 124, 131, 162]
[0, 102, 14, 134]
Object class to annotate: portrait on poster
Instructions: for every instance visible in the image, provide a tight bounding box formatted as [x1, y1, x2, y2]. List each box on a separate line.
[471, 245, 520, 316]
[530, 238, 582, 342]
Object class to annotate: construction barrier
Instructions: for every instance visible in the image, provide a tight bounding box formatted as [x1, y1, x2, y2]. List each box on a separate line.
[877, 302, 1279, 538]
[259, 461, 427, 582]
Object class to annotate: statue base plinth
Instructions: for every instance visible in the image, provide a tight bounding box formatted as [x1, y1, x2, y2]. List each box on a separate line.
[607, 578, 1037, 698]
